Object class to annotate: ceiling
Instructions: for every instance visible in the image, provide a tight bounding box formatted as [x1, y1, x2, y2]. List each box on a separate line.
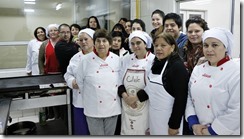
[0, 0, 74, 16]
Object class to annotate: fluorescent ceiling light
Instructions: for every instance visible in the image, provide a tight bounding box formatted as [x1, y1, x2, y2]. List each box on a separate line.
[24, 1, 36, 4]
[56, 3, 62, 10]
[24, 9, 35, 12]
[193, 0, 211, 5]
[24, 0, 35, 1]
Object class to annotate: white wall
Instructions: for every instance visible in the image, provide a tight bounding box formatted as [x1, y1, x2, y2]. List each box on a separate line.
[130, 0, 176, 34]
[180, 0, 240, 58]
[180, 0, 232, 31]
[233, 0, 240, 58]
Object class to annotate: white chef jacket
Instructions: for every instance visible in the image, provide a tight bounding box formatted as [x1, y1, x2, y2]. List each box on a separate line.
[119, 52, 155, 135]
[64, 51, 85, 108]
[185, 59, 240, 135]
[76, 51, 121, 118]
[119, 48, 130, 58]
[26, 39, 43, 75]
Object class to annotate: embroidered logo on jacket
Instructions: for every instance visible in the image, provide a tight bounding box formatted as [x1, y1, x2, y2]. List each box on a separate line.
[202, 73, 211, 78]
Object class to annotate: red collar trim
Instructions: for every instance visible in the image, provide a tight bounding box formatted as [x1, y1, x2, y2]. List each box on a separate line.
[93, 49, 110, 57]
[135, 51, 150, 59]
[208, 56, 230, 67]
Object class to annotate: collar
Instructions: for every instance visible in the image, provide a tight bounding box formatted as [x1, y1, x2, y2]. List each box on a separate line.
[93, 49, 110, 57]
[135, 51, 150, 59]
[208, 55, 230, 67]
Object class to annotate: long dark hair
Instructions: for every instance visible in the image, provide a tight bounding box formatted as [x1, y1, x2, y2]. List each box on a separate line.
[34, 27, 48, 41]
[86, 16, 101, 30]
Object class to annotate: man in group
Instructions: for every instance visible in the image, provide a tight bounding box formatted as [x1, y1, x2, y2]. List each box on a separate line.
[55, 23, 79, 75]
[54, 23, 79, 131]
[163, 12, 188, 58]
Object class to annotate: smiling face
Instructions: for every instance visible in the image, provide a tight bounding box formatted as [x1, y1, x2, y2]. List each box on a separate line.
[48, 27, 59, 39]
[71, 26, 80, 36]
[164, 19, 181, 39]
[130, 37, 147, 59]
[203, 37, 227, 66]
[36, 28, 46, 41]
[187, 23, 204, 45]
[151, 13, 163, 29]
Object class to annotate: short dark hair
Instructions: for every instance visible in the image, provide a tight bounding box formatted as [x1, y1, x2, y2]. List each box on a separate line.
[93, 29, 112, 45]
[58, 23, 70, 32]
[110, 31, 125, 49]
[163, 13, 183, 28]
[132, 18, 146, 31]
[119, 18, 128, 23]
[185, 16, 209, 31]
[151, 9, 165, 19]
[70, 24, 81, 31]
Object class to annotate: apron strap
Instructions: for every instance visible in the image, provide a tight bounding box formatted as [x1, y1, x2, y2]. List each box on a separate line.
[160, 60, 168, 76]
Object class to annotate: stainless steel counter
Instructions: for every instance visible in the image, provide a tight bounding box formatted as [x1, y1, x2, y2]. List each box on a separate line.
[0, 74, 72, 135]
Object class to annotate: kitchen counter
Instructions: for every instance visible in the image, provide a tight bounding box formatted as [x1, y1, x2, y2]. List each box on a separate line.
[0, 74, 72, 135]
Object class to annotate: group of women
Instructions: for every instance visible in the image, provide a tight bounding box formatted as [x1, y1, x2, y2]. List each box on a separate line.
[25, 10, 240, 136]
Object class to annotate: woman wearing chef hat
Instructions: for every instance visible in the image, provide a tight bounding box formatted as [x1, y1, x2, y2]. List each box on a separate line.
[64, 28, 95, 135]
[185, 27, 240, 135]
[75, 29, 121, 135]
[118, 30, 155, 135]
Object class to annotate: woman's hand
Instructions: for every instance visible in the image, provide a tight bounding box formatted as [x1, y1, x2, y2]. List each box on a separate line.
[192, 124, 207, 135]
[125, 95, 138, 108]
[201, 128, 210, 135]
[168, 128, 179, 135]
[122, 92, 138, 108]
[197, 57, 207, 65]
[72, 79, 79, 89]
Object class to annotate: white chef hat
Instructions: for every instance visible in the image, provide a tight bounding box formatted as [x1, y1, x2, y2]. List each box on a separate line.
[46, 24, 59, 38]
[202, 27, 234, 57]
[78, 28, 95, 39]
[129, 30, 152, 48]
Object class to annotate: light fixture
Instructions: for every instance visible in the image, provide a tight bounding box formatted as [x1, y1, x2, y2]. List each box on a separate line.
[24, 9, 35, 12]
[193, 0, 212, 5]
[24, 0, 35, 1]
[56, 3, 62, 10]
[24, 1, 36, 4]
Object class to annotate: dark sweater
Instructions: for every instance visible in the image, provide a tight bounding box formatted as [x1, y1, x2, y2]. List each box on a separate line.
[55, 40, 79, 75]
[151, 54, 189, 129]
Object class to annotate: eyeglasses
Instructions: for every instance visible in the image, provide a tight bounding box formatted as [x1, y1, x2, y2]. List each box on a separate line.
[60, 31, 71, 35]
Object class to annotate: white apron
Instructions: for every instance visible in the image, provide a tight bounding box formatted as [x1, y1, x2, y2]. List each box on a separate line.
[145, 60, 183, 135]
[121, 69, 149, 135]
